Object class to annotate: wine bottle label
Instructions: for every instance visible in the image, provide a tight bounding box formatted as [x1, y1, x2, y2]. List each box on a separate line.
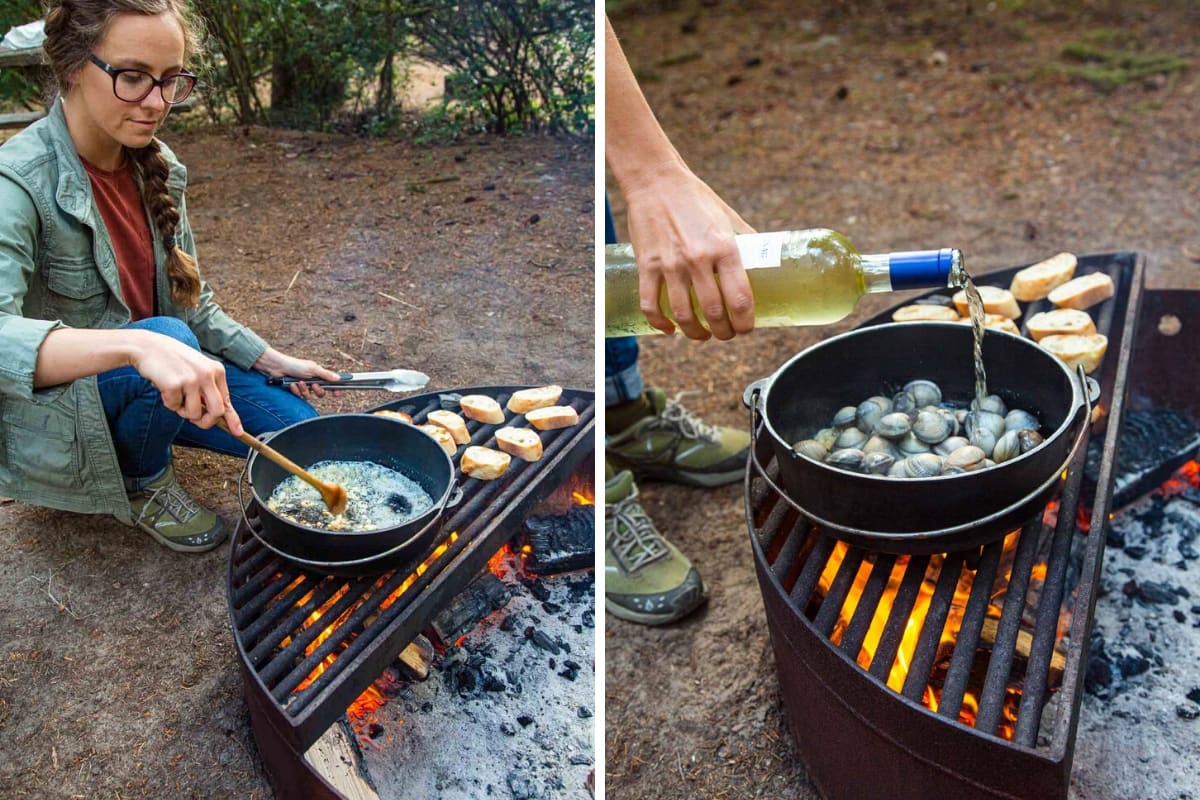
[735, 233, 785, 269]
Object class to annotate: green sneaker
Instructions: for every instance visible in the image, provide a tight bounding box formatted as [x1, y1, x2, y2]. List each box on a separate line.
[606, 387, 751, 488]
[605, 468, 706, 625]
[126, 464, 227, 553]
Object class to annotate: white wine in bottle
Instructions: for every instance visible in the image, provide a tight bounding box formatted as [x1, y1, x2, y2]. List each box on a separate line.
[604, 228, 965, 337]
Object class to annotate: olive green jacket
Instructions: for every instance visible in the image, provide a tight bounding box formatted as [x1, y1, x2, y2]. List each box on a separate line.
[0, 100, 268, 522]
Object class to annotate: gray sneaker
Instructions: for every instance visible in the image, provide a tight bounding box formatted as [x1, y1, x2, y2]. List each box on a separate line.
[605, 468, 706, 625]
[126, 464, 227, 553]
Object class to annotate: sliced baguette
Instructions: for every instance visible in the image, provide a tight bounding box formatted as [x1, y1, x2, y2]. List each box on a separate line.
[459, 394, 505, 424]
[955, 313, 1020, 336]
[892, 305, 961, 322]
[507, 385, 563, 414]
[373, 409, 413, 424]
[1009, 252, 1077, 301]
[495, 426, 543, 462]
[417, 423, 457, 456]
[525, 405, 580, 431]
[1039, 333, 1108, 374]
[461, 446, 511, 480]
[1026, 308, 1097, 342]
[1047, 272, 1115, 310]
[952, 285, 1022, 319]
[427, 409, 471, 445]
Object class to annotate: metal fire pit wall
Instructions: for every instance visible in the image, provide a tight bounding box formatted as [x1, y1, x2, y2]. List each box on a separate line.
[227, 386, 594, 798]
[747, 254, 1143, 800]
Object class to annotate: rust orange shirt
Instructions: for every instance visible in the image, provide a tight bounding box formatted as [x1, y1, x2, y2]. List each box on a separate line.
[81, 156, 156, 321]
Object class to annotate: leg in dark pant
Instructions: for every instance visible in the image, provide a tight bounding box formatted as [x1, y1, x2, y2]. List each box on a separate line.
[98, 316, 318, 488]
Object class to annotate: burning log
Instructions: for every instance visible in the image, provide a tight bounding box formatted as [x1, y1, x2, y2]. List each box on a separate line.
[1085, 408, 1200, 507]
[521, 504, 595, 574]
[430, 570, 510, 645]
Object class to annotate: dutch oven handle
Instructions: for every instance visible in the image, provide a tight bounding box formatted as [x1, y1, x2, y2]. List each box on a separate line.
[743, 377, 771, 443]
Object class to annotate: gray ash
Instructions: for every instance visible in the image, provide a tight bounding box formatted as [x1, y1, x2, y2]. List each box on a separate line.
[346, 549, 594, 799]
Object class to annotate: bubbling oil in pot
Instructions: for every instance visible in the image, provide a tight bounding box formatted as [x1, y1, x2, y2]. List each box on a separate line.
[267, 460, 434, 532]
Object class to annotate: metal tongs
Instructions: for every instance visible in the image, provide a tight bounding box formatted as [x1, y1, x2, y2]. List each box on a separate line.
[267, 368, 430, 393]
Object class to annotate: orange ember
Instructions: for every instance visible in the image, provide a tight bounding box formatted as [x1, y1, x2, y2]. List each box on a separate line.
[489, 543, 514, 576]
[1159, 460, 1200, 497]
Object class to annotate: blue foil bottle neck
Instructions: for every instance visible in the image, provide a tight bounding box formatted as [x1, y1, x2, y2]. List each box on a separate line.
[887, 249, 960, 290]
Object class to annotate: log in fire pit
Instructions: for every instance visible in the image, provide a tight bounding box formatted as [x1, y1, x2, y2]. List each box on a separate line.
[747, 253, 1143, 799]
[226, 386, 595, 799]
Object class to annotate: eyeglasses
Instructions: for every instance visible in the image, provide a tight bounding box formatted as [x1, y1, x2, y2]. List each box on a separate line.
[87, 54, 197, 105]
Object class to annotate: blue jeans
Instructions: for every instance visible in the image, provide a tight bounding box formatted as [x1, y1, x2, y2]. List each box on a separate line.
[605, 196, 643, 406]
[97, 316, 318, 491]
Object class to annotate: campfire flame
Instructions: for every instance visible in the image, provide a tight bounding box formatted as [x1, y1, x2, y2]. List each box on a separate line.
[814, 525, 1070, 740]
[281, 531, 461, 694]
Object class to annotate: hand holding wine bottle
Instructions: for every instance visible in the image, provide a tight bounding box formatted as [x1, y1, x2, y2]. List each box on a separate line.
[605, 15, 757, 342]
[620, 164, 757, 340]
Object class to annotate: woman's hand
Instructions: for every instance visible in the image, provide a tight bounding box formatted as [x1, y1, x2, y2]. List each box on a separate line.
[127, 331, 244, 434]
[622, 163, 756, 340]
[253, 347, 342, 401]
[605, 17, 756, 341]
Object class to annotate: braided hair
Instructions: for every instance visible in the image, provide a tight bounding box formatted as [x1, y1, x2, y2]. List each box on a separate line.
[43, 0, 206, 308]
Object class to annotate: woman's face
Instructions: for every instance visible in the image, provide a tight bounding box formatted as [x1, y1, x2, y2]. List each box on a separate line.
[67, 11, 186, 154]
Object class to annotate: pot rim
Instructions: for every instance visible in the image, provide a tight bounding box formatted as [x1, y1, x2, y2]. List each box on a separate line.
[245, 412, 457, 535]
[753, 321, 1088, 484]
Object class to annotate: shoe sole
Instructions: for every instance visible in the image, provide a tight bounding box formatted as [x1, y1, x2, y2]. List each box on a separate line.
[616, 462, 746, 489]
[137, 523, 229, 554]
[604, 596, 706, 626]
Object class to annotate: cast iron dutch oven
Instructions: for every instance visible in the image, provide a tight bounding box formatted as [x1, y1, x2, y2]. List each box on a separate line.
[240, 413, 462, 574]
[744, 321, 1099, 553]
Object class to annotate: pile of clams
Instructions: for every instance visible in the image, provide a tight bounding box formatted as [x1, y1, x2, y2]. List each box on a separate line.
[793, 379, 1046, 479]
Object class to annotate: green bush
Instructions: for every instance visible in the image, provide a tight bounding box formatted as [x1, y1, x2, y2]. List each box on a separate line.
[0, 2, 44, 112]
[412, 0, 595, 136]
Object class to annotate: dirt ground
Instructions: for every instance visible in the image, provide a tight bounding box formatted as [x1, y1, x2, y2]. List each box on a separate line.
[604, 1, 1199, 799]
[0, 124, 593, 798]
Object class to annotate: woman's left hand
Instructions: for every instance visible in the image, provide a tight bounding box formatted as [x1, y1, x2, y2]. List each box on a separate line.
[254, 347, 342, 400]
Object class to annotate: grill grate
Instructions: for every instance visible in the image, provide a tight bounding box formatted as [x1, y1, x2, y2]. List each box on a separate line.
[228, 386, 594, 752]
[748, 252, 1143, 798]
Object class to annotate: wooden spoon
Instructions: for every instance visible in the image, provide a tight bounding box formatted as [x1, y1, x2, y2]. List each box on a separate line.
[219, 421, 348, 515]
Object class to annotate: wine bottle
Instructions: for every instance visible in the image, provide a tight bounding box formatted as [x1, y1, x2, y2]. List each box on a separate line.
[604, 228, 965, 337]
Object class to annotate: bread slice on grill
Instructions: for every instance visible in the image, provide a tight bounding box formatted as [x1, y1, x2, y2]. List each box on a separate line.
[892, 305, 961, 322]
[417, 423, 457, 456]
[1048, 272, 1115, 311]
[427, 409, 470, 444]
[495, 427, 543, 461]
[525, 405, 580, 430]
[956, 313, 1020, 335]
[373, 409, 413, 424]
[1039, 333, 1108, 374]
[461, 446, 511, 480]
[1009, 252, 1077, 301]
[507, 385, 563, 414]
[1026, 308, 1097, 341]
[459, 394, 505, 424]
[952, 286, 1022, 319]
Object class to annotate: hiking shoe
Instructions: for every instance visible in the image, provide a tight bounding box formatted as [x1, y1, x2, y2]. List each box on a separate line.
[606, 387, 751, 488]
[126, 464, 227, 553]
[605, 468, 706, 625]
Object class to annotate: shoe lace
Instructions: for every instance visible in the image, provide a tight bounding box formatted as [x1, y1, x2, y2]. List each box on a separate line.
[606, 484, 669, 573]
[137, 481, 202, 527]
[649, 391, 719, 444]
